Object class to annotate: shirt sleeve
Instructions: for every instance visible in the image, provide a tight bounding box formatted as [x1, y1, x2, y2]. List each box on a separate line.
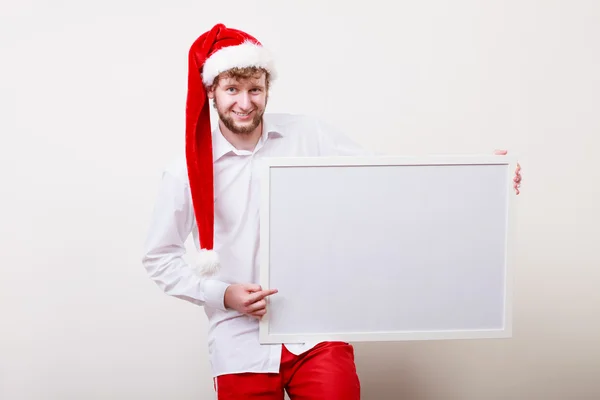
[141, 167, 229, 311]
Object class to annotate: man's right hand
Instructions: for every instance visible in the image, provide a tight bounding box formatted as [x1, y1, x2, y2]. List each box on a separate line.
[224, 283, 278, 319]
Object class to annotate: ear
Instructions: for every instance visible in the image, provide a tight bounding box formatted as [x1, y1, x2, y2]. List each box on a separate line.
[207, 87, 215, 100]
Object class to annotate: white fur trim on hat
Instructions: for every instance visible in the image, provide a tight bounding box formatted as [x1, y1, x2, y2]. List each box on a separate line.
[195, 249, 220, 276]
[202, 41, 276, 86]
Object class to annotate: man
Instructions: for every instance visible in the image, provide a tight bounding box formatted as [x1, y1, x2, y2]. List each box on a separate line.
[142, 23, 522, 400]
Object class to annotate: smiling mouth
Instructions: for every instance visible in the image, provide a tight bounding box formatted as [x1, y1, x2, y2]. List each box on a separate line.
[233, 110, 253, 117]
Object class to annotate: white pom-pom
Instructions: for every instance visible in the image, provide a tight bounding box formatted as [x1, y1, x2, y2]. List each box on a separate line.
[195, 249, 220, 276]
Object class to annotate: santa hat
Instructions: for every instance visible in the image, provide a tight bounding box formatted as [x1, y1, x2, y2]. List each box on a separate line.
[185, 23, 276, 276]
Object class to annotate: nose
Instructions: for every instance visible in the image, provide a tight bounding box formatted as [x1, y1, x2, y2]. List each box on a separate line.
[237, 92, 252, 110]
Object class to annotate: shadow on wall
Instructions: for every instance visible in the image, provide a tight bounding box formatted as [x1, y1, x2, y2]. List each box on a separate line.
[354, 342, 428, 400]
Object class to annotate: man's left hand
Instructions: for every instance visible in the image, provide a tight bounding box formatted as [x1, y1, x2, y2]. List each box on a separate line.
[494, 150, 522, 195]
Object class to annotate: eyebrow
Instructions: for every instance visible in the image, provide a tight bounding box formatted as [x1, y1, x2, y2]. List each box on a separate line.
[221, 80, 265, 89]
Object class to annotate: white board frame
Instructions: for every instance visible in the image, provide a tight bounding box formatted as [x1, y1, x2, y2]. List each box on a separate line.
[259, 155, 517, 344]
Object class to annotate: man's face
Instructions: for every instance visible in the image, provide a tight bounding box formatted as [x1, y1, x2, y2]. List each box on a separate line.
[208, 72, 268, 135]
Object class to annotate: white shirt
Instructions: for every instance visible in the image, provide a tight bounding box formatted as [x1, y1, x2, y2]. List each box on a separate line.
[142, 113, 371, 377]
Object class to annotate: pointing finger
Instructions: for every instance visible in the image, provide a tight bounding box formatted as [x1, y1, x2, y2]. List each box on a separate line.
[248, 289, 278, 304]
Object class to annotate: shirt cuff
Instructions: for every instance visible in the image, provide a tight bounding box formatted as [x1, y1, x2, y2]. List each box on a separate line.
[201, 279, 230, 311]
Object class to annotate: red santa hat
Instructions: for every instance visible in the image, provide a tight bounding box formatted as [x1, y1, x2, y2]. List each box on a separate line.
[186, 23, 276, 276]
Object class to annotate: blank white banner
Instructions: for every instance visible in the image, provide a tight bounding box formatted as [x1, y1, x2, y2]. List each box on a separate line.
[259, 155, 517, 344]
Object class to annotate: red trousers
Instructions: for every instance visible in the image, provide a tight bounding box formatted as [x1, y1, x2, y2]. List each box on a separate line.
[214, 341, 360, 399]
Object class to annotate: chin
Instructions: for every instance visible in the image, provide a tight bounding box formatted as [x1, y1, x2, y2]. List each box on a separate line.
[230, 121, 259, 135]
[219, 110, 263, 134]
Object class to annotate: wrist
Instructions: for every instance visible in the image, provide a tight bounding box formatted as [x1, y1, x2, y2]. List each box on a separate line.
[223, 284, 232, 309]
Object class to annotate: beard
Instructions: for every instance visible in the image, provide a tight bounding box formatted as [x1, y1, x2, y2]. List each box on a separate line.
[214, 97, 265, 135]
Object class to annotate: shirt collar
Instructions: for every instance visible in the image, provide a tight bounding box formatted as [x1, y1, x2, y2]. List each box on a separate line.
[212, 115, 284, 161]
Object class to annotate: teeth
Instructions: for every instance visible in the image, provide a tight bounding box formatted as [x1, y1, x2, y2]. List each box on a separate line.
[234, 111, 250, 116]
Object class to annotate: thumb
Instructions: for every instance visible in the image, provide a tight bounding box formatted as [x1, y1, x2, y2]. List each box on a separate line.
[244, 283, 262, 292]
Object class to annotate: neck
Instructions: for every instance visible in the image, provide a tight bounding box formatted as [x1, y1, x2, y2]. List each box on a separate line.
[219, 119, 263, 152]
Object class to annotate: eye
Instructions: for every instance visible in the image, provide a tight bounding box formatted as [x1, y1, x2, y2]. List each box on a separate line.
[226, 87, 237, 93]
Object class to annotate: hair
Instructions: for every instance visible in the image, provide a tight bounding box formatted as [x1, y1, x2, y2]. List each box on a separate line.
[210, 66, 271, 91]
